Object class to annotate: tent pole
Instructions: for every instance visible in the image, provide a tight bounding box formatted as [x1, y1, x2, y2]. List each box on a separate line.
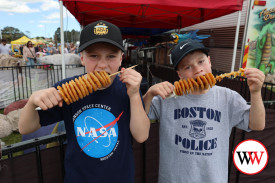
[0, 26, 2, 39]
[239, 0, 253, 68]
[59, 0, 66, 79]
[231, 10, 242, 72]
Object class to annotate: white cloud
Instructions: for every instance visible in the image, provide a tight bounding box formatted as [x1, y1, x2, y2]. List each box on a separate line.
[29, 20, 35, 23]
[39, 20, 59, 24]
[41, 0, 59, 11]
[45, 10, 73, 19]
[14, 0, 43, 2]
[0, 0, 39, 13]
[37, 24, 44, 28]
[46, 12, 60, 19]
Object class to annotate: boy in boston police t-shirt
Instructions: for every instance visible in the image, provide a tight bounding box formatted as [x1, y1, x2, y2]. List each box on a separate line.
[19, 20, 150, 183]
[143, 39, 265, 183]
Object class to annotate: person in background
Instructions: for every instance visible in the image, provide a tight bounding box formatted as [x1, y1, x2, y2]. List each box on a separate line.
[143, 39, 265, 183]
[18, 20, 150, 183]
[36, 47, 46, 58]
[64, 44, 69, 53]
[48, 42, 57, 55]
[69, 42, 76, 53]
[23, 41, 37, 67]
[34, 44, 39, 53]
[0, 38, 11, 55]
[43, 44, 49, 55]
[58, 44, 69, 54]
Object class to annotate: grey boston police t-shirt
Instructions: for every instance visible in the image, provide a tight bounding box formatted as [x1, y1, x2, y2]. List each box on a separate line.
[148, 86, 250, 183]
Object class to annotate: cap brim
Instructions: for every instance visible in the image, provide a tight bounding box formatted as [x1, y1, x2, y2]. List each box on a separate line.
[174, 47, 209, 69]
[78, 38, 125, 53]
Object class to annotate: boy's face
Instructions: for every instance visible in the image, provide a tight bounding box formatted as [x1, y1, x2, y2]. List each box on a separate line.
[176, 51, 211, 80]
[80, 42, 123, 82]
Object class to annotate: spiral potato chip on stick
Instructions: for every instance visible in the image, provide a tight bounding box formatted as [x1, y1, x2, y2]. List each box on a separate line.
[174, 73, 216, 96]
[174, 68, 245, 96]
[56, 71, 111, 105]
[35, 65, 138, 110]
[56, 65, 138, 105]
[61, 66, 137, 105]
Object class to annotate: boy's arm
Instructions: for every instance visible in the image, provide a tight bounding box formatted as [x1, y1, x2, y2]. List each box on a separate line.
[249, 91, 265, 130]
[19, 87, 63, 134]
[19, 100, 41, 134]
[119, 68, 150, 143]
[129, 93, 150, 143]
[143, 81, 174, 114]
[245, 68, 265, 130]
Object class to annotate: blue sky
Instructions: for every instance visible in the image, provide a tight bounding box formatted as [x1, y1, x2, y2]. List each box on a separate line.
[0, 0, 81, 39]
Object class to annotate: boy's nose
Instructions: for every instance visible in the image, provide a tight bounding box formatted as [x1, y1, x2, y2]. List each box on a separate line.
[193, 66, 203, 75]
[97, 59, 108, 69]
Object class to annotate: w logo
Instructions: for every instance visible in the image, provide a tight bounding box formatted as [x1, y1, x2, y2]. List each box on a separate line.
[236, 151, 265, 165]
[233, 140, 268, 175]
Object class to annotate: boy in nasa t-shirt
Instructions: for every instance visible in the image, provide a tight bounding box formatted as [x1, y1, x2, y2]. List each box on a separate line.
[143, 39, 265, 183]
[18, 20, 150, 183]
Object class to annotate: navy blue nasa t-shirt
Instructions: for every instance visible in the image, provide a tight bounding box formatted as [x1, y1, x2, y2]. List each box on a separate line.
[38, 75, 134, 183]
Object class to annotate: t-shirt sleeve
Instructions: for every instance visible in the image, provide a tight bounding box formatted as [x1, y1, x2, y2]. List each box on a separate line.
[147, 96, 161, 120]
[229, 90, 251, 132]
[38, 106, 63, 126]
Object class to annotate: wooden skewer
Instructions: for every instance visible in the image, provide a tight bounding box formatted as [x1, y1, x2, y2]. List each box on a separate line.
[109, 64, 138, 77]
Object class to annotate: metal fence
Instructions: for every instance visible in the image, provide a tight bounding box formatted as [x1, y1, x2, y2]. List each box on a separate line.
[0, 64, 85, 108]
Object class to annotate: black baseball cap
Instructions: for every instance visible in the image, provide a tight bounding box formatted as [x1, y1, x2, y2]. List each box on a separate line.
[171, 39, 209, 70]
[78, 20, 125, 52]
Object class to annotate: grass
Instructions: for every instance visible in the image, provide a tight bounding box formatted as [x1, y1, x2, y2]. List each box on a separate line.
[0, 108, 23, 159]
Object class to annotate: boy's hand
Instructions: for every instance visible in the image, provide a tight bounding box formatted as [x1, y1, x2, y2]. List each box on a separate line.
[245, 68, 265, 94]
[29, 87, 63, 110]
[119, 68, 142, 98]
[147, 81, 174, 99]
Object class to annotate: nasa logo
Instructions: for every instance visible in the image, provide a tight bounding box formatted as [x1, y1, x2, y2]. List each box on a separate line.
[74, 108, 121, 158]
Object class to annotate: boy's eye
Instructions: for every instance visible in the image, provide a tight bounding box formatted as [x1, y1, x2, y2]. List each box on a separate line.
[184, 66, 191, 70]
[108, 55, 116, 58]
[89, 54, 97, 58]
[199, 60, 205, 64]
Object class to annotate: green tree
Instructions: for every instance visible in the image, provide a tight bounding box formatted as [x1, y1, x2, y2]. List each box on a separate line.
[54, 27, 61, 42]
[1, 26, 26, 42]
[35, 36, 45, 40]
[25, 30, 31, 38]
[53, 27, 80, 43]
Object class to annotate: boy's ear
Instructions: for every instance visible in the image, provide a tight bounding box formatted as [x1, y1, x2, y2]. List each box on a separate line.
[176, 70, 183, 79]
[80, 52, 85, 66]
[208, 56, 211, 65]
[119, 52, 124, 66]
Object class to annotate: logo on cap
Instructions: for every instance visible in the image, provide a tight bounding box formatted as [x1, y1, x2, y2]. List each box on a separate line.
[94, 22, 108, 35]
[180, 42, 190, 50]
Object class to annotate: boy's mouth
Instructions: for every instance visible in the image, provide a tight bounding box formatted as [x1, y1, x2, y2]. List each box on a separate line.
[95, 70, 111, 75]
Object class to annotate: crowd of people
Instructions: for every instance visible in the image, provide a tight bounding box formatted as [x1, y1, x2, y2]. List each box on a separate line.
[20, 41, 78, 67]
[1, 20, 267, 183]
[0, 38, 80, 69]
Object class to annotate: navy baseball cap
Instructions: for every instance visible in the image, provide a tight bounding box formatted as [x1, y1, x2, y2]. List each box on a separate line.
[171, 39, 209, 70]
[78, 20, 125, 52]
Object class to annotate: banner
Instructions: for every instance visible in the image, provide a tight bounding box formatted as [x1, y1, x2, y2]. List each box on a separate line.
[242, 0, 275, 81]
